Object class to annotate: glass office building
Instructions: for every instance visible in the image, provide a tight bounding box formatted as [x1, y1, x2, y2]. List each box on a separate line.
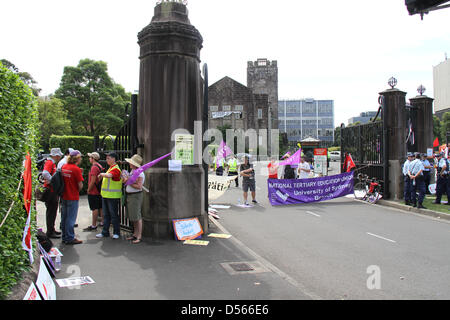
[278, 99, 334, 142]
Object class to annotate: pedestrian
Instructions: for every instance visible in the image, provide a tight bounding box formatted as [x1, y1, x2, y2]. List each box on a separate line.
[267, 157, 279, 179]
[42, 148, 63, 239]
[227, 154, 239, 187]
[61, 150, 84, 245]
[240, 156, 257, 205]
[96, 152, 123, 240]
[433, 152, 450, 205]
[421, 153, 432, 194]
[298, 157, 311, 179]
[57, 148, 74, 170]
[215, 155, 225, 176]
[408, 152, 426, 209]
[122, 154, 144, 244]
[402, 152, 414, 206]
[83, 152, 103, 232]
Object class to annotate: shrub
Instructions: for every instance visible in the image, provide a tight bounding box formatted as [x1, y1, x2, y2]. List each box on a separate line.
[0, 63, 39, 299]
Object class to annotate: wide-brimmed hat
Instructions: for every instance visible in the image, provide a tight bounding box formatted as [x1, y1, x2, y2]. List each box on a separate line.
[50, 148, 63, 157]
[125, 154, 143, 168]
[88, 152, 100, 160]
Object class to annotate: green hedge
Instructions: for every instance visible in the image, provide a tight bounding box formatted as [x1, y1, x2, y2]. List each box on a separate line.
[0, 63, 39, 299]
[49, 135, 114, 195]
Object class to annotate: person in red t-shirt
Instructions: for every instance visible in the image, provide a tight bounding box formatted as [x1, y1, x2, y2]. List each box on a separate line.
[42, 148, 63, 238]
[267, 157, 279, 179]
[83, 152, 104, 231]
[61, 150, 84, 245]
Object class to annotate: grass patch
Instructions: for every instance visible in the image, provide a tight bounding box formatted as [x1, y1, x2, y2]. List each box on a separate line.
[422, 195, 450, 214]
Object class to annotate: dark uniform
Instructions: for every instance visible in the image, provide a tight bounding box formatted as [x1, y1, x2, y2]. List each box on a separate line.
[403, 153, 414, 205]
[409, 153, 426, 209]
[433, 153, 450, 205]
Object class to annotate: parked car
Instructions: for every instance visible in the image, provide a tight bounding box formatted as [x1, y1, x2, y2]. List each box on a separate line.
[329, 151, 341, 162]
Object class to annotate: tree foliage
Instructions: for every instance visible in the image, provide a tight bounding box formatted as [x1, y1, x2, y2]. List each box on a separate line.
[37, 97, 72, 151]
[55, 59, 130, 136]
[0, 59, 41, 96]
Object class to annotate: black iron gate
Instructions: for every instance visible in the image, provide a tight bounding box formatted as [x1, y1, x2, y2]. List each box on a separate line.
[341, 99, 390, 198]
[94, 94, 140, 232]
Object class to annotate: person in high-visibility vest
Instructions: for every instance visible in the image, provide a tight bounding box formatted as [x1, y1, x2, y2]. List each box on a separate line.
[227, 154, 239, 187]
[96, 152, 123, 240]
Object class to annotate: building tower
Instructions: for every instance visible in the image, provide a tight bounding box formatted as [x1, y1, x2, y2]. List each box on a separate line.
[247, 58, 279, 130]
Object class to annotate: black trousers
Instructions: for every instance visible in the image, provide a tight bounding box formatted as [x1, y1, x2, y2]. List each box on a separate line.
[228, 171, 239, 187]
[423, 171, 431, 194]
[45, 189, 59, 234]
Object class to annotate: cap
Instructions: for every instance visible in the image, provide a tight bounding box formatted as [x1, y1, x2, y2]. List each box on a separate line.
[106, 152, 118, 160]
[50, 148, 64, 157]
[88, 152, 100, 160]
[407, 152, 414, 157]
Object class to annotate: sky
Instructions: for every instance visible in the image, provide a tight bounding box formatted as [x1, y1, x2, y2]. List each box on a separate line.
[1, 0, 450, 126]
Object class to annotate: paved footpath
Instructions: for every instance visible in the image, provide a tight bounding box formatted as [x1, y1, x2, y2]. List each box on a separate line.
[36, 198, 312, 300]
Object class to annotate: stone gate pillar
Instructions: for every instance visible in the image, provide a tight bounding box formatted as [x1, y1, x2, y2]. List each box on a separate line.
[409, 87, 434, 154]
[379, 80, 407, 200]
[137, 1, 207, 239]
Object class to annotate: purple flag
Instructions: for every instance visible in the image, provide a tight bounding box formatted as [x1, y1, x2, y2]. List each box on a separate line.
[279, 149, 301, 166]
[268, 172, 354, 206]
[216, 140, 233, 165]
[125, 152, 172, 186]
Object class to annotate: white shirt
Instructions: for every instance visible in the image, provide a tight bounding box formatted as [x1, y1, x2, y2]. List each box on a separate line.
[57, 156, 68, 170]
[126, 171, 145, 193]
[298, 162, 311, 179]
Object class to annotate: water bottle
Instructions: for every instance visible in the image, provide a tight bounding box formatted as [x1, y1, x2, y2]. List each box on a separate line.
[55, 255, 61, 272]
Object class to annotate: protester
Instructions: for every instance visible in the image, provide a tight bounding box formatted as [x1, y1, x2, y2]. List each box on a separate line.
[408, 152, 426, 209]
[57, 148, 74, 170]
[83, 152, 104, 232]
[215, 155, 225, 176]
[267, 157, 279, 179]
[433, 152, 450, 205]
[122, 154, 144, 244]
[402, 152, 414, 206]
[61, 150, 84, 245]
[227, 154, 239, 187]
[298, 157, 311, 179]
[240, 156, 257, 205]
[42, 148, 63, 238]
[96, 152, 123, 240]
[421, 153, 432, 194]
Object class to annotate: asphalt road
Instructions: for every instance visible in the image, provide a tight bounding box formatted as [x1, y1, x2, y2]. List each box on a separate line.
[211, 161, 450, 300]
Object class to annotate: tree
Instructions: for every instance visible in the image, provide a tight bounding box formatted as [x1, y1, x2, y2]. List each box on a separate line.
[37, 96, 72, 151]
[433, 115, 443, 142]
[333, 126, 342, 147]
[440, 112, 450, 143]
[0, 59, 41, 96]
[55, 58, 131, 136]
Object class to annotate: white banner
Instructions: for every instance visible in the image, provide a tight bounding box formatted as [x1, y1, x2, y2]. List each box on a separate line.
[23, 282, 41, 300]
[211, 111, 241, 119]
[36, 257, 56, 300]
[208, 175, 238, 201]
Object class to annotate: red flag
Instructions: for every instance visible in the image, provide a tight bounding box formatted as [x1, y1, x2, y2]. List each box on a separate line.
[345, 153, 356, 172]
[433, 137, 440, 148]
[22, 152, 33, 264]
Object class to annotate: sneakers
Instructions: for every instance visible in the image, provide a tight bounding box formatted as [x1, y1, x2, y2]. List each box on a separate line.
[83, 226, 97, 232]
[96, 233, 106, 238]
[112, 234, 120, 240]
[252, 200, 258, 204]
[96, 233, 120, 239]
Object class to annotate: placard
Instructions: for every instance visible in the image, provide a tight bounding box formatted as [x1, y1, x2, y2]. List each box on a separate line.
[183, 240, 209, 246]
[208, 233, 232, 239]
[173, 217, 204, 241]
[36, 257, 56, 300]
[169, 160, 182, 172]
[23, 282, 41, 300]
[38, 243, 56, 277]
[314, 148, 328, 176]
[427, 148, 433, 157]
[55, 276, 95, 288]
[175, 134, 194, 165]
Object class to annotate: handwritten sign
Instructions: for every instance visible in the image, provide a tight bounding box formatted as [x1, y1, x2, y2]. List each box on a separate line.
[23, 282, 41, 300]
[173, 218, 203, 241]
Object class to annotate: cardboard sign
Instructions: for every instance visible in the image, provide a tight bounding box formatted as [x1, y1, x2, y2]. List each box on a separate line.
[55, 276, 95, 288]
[48, 247, 63, 258]
[23, 282, 41, 300]
[36, 257, 56, 300]
[38, 243, 56, 278]
[175, 134, 194, 165]
[183, 240, 209, 246]
[208, 233, 232, 239]
[173, 217, 204, 241]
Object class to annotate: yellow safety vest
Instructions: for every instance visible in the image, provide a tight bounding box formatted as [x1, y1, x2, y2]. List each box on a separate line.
[214, 157, 224, 170]
[101, 164, 122, 199]
[229, 159, 237, 172]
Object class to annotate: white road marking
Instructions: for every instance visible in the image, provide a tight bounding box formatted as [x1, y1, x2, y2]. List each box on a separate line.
[306, 211, 321, 218]
[366, 232, 396, 243]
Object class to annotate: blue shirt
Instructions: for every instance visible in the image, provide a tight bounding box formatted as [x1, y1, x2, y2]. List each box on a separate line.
[402, 160, 411, 176]
[409, 159, 424, 176]
[421, 159, 431, 172]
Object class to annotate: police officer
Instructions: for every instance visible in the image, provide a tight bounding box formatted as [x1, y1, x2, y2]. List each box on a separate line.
[421, 153, 432, 194]
[403, 152, 414, 206]
[409, 152, 426, 209]
[433, 152, 450, 205]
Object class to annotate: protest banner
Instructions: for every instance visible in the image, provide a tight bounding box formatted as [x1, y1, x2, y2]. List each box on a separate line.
[23, 282, 41, 300]
[208, 175, 237, 201]
[35, 257, 56, 300]
[173, 217, 204, 241]
[268, 171, 354, 206]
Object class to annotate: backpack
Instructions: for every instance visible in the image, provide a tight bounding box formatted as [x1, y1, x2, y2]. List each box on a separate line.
[37, 229, 53, 253]
[94, 163, 105, 192]
[50, 169, 65, 196]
